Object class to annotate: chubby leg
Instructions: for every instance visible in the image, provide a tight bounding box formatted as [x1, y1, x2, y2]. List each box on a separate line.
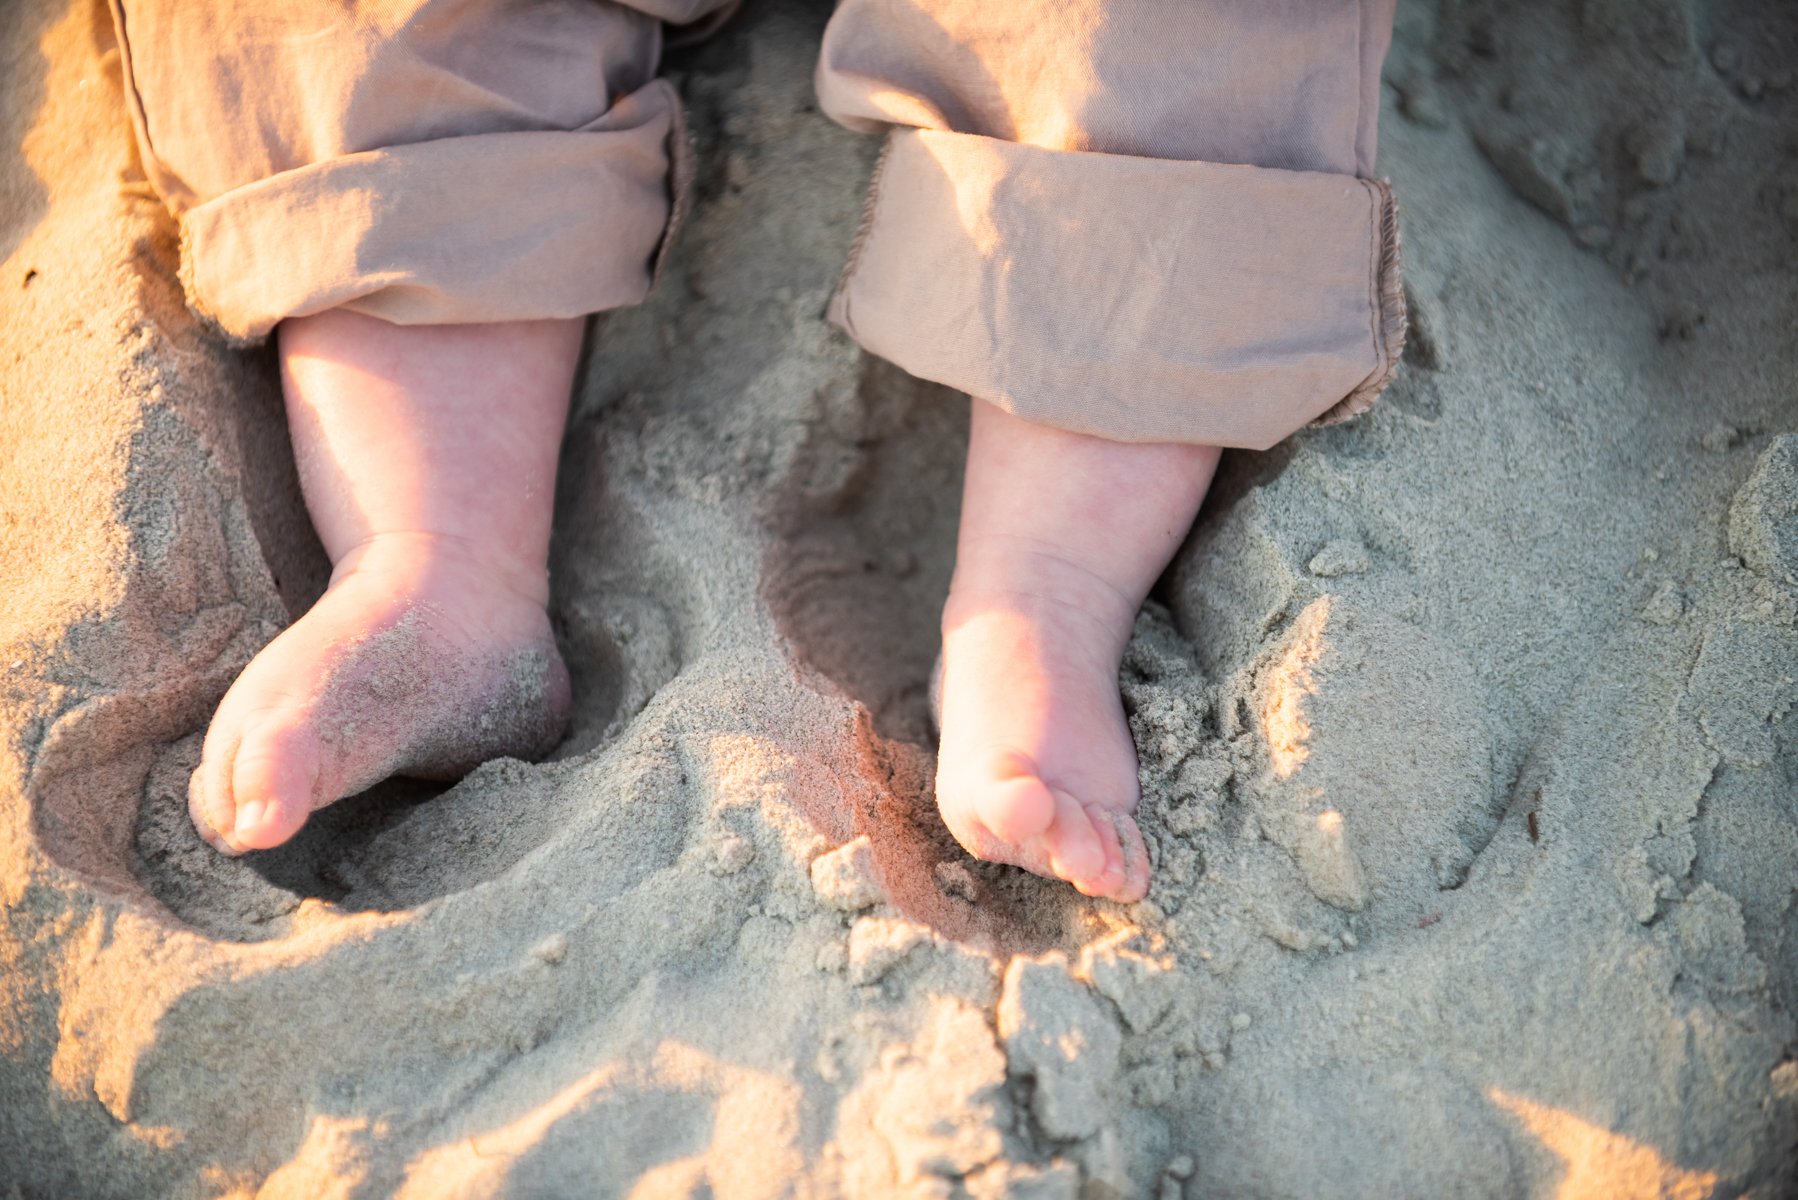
[935, 399, 1220, 902]
[189, 310, 583, 854]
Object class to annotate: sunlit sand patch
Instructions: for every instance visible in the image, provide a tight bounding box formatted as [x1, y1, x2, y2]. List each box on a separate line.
[43, 901, 419, 1149]
[397, 1042, 802, 1199]
[1259, 596, 1332, 780]
[7, 0, 1798, 1191]
[255, 1113, 382, 1200]
[1490, 1088, 1720, 1200]
[398, 1063, 626, 1197]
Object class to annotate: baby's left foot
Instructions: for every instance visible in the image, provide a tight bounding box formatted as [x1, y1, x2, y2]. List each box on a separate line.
[934, 401, 1219, 902]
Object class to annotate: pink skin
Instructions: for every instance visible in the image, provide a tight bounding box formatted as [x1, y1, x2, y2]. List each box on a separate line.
[935, 399, 1220, 902]
[191, 308, 1215, 903]
[189, 309, 582, 854]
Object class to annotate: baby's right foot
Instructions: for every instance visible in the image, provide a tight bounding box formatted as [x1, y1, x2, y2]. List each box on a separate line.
[933, 400, 1220, 902]
[189, 308, 584, 853]
[190, 534, 569, 853]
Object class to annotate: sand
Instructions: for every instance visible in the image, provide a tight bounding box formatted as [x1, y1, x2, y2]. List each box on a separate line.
[3, 0, 1797, 1195]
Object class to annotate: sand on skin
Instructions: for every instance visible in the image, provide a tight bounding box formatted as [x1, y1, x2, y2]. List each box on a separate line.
[2, 0, 1797, 1196]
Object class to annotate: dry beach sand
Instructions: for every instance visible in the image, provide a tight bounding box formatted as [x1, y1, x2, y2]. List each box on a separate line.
[4, 0, 1798, 1195]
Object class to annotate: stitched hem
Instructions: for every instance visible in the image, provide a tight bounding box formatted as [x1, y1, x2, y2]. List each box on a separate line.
[827, 128, 1399, 449]
[176, 114, 673, 341]
[651, 93, 696, 289]
[177, 216, 261, 347]
[826, 131, 895, 335]
[1314, 178, 1406, 427]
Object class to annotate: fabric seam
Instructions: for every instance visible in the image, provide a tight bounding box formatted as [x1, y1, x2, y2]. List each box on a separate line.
[829, 130, 896, 335]
[107, 1, 160, 188]
[651, 86, 695, 289]
[1315, 178, 1407, 427]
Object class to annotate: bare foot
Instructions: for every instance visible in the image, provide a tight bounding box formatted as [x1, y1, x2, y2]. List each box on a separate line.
[189, 534, 571, 853]
[190, 310, 584, 854]
[934, 400, 1220, 902]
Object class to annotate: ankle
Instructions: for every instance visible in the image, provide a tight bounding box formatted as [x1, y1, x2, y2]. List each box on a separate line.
[329, 530, 552, 612]
[942, 583, 1137, 683]
[947, 537, 1141, 635]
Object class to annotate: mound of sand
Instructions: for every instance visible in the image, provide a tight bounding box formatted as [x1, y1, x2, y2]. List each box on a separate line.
[3, 0, 1796, 1195]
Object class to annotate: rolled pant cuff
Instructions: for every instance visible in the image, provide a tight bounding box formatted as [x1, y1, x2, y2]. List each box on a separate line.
[828, 129, 1407, 450]
[179, 81, 684, 344]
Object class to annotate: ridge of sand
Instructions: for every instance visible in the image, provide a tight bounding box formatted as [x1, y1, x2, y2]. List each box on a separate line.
[3, 1, 1796, 1196]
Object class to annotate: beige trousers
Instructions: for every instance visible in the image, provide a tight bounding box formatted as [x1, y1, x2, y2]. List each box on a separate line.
[111, 0, 1402, 450]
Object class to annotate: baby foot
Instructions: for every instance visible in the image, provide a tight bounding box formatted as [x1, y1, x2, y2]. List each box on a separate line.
[936, 570, 1150, 900]
[188, 309, 583, 854]
[933, 400, 1219, 902]
[189, 534, 570, 855]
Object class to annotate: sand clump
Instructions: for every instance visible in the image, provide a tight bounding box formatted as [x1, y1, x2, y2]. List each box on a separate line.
[4, 0, 1798, 1196]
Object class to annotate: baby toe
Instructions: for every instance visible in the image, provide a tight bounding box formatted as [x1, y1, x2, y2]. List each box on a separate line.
[1041, 787, 1107, 886]
[226, 717, 322, 852]
[973, 750, 1059, 845]
[1070, 803, 1128, 898]
[1100, 808, 1150, 904]
[187, 766, 238, 856]
[188, 726, 245, 855]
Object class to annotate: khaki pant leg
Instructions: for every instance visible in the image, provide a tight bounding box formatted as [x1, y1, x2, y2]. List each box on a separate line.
[816, 1, 1403, 450]
[111, 0, 728, 342]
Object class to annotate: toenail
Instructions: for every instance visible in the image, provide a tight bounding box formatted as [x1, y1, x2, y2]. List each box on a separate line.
[1055, 838, 1105, 884]
[233, 800, 266, 841]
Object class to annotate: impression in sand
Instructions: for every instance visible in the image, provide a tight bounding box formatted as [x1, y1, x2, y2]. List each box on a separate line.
[3, 0, 1798, 1197]
[114, 1, 1400, 904]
